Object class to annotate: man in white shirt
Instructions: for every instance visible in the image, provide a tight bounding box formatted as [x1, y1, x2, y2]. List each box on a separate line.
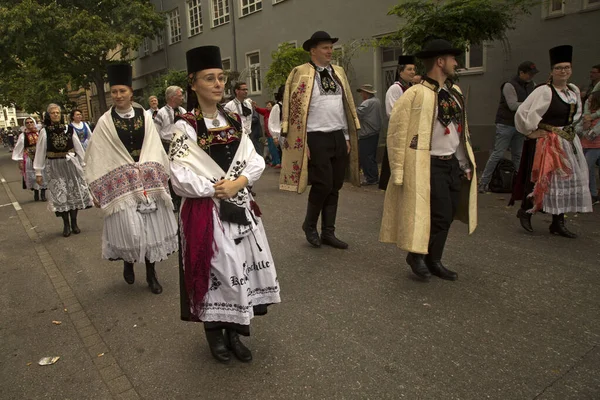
[146, 95, 160, 120]
[154, 86, 186, 151]
[224, 82, 253, 134]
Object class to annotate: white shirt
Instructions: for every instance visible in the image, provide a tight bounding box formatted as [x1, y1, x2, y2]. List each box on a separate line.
[515, 84, 581, 134]
[11, 133, 26, 161]
[33, 127, 86, 175]
[385, 83, 405, 118]
[154, 104, 186, 141]
[268, 103, 282, 140]
[170, 118, 265, 198]
[224, 98, 253, 135]
[145, 107, 159, 118]
[430, 87, 470, 172]
[306, 65, 348, 139]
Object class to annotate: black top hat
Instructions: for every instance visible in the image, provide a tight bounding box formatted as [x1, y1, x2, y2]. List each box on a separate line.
[186, 46, 223, 74]
[549, 45, 572, 67]
[302, 31, 338, 52]
[398, 55, 416, 66]
[107, 64, 133, 87]
[415, 39, 462, 59]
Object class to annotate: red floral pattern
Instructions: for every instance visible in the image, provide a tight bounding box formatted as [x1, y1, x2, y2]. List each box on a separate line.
[282, 161, 301, 185]
[289, 82, 307, 131]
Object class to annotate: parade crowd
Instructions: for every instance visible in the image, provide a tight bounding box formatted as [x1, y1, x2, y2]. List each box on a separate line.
[3, 31, 599, 362]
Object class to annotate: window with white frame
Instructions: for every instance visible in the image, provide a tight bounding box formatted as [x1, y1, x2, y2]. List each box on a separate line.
[142, 38, 150, 56]
[188, 0, 203, 36]
[156, 33, 164, 50]
[241, 0, 262, 16]
[168, 8, 181, 44]
[548, 0, 564, 15]
[212, 0, 230, 27]
[458, 43, 485, 72]
[246, 52, 261, 94]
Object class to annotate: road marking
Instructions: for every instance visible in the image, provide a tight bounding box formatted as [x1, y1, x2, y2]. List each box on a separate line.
[12, 201, 22, 211]
[0, 178, 5, 183]
[0, 202, 13, 208]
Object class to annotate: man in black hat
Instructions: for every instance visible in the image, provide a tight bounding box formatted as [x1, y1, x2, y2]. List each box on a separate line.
[279, 31, 361, 250]
[478, 61, 539, 193]
[380, 54, 417, 190]
[380, 39, 478, 282]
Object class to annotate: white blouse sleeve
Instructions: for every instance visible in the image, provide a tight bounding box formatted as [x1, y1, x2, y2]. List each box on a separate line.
[33, 129, 47, 174]
[385, 85, 403, 118]
[515, 86, 552, 135]
[240, 149, 266, 187]
[72, 132, 86, 163]
[11, 134, 25, 161]
[268, 105, 281, 140]
[169, 121, 216, 198]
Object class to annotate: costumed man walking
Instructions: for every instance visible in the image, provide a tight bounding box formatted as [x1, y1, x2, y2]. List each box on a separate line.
[513, 45, 591, 237]
[170, 45, 280, 362]
[280, 31, 360, 249]
[356, 84, 383, 185]
[146, 95, 160, 120]
[224, 82, 254, 135]
[34, 104, 93, 237]
[380, 39, 478, 281]
[478, 61, 539, 193]
[84, 64, 178, 294]
[12, 117, 48, 202]
[380, 55, 417, 190]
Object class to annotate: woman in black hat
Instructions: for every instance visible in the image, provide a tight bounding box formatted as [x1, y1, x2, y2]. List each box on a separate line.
[514, 45, 592, 237]
[84, 63, 178, 294]
[34, 104, 93, 236]
[170, 46, 280, 363]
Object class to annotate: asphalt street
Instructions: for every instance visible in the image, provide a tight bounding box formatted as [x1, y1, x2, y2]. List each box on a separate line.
[0, 148, 599, 400]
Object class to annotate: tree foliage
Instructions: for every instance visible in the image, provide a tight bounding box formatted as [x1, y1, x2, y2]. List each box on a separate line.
[143, 70, 189, 107]
[0, 0, 165, 114]
[386, 0, 537, 54]
[264, 43, 310, 93]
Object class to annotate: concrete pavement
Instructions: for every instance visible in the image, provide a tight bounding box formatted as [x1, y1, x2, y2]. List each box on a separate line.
[0, 149, 599, 399]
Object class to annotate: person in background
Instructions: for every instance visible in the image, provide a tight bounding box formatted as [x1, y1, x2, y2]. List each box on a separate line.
[12, 117, 48, 201]
[577, 89, 600, 205]
[356, 84, 383, 185]
[268, 85, 285, 164]
[224, 82, 253, 134]
[146, 95, 160, 120]
[256, 101, 281, 168]
[478, 61, 539, 193]
[581, 64, 600, 104]
[68, 109, 93, 150]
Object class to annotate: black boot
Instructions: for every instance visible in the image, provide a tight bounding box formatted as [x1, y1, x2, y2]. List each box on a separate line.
[224, 329, 252, 362]
[123, 262, 135, 284]
[302, 202, 321, 247]
[549, 214, 577, 238]
[405, 253, 431, 280]
[517, 208, 533, 232]
[145, 262, 163, 294]
[426, 260, 458, 281]
[320, 204, 348, 249]
[40, 189, 47, 202]
[60, 212, 71, 237]
[69, 210, 81, 234]
[204, 328, 230, 362]
[33, 189, 39, 201]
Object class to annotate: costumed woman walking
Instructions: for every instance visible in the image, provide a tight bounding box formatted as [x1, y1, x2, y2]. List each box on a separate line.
[84, 64, 178, 294]
[12, 117, 48, 202]
[513, 45, 592, 237]
[68, 109, 93, 150]
[34, 104, 92, 236]
[170, 46, 280, 362]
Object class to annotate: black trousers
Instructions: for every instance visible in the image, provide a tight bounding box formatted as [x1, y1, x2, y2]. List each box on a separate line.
[427, 157, 462, 262]
[359, 134, 380, 184]
[306, 130, 348, 208]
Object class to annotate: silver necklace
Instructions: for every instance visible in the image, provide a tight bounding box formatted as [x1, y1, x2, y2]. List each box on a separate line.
[203, 110, 221, 127]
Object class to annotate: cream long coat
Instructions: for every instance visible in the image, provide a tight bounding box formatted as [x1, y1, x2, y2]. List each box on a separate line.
[279, 63, 360, 193]
[379, 80, 478, 254]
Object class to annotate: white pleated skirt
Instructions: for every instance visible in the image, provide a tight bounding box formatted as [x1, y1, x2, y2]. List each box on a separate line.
[46, 157, 93, 213]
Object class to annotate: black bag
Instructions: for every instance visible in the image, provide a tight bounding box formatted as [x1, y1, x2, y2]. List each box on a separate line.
[489, 159, 516, 193]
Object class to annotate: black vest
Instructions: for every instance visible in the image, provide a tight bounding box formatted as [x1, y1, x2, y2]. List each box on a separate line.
[540, 84, 578, 127]
[495, 76, 535, 126]
[45, 124, 73, 159]
[111, 108, 145, 162]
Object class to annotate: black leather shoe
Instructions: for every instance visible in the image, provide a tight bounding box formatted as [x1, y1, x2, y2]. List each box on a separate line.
[321, 233, 348, 249]
[33, 190, 39, 201]
[40, 189, 47, 202]
[549, 214, 577, 239]
[320, 204, 348, 249]
[517, 208, 533, 232]
[303, 202, 322, 247]
[405, 253, 431, 280]
[426, 260, 458, 281]
[205, 329, 230, 362]
[61, 213, 71, 237]
[224, 330, 252, 362]
[70, 210, 81, 234]
[123, 262, 135, 284]
[145, 263, 163, 294]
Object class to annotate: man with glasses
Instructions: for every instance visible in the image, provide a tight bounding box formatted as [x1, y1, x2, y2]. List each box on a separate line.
[224, 82, 254, 135]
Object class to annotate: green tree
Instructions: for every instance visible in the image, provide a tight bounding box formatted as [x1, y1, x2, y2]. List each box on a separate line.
[386, 0, 537, 54]
[264, 43, 310, 93]
[0, 0, 165, 114]
[143, 69, 189, 107]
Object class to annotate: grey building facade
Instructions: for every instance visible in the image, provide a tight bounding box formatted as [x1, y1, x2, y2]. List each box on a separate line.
[133, 0, 599, 152]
